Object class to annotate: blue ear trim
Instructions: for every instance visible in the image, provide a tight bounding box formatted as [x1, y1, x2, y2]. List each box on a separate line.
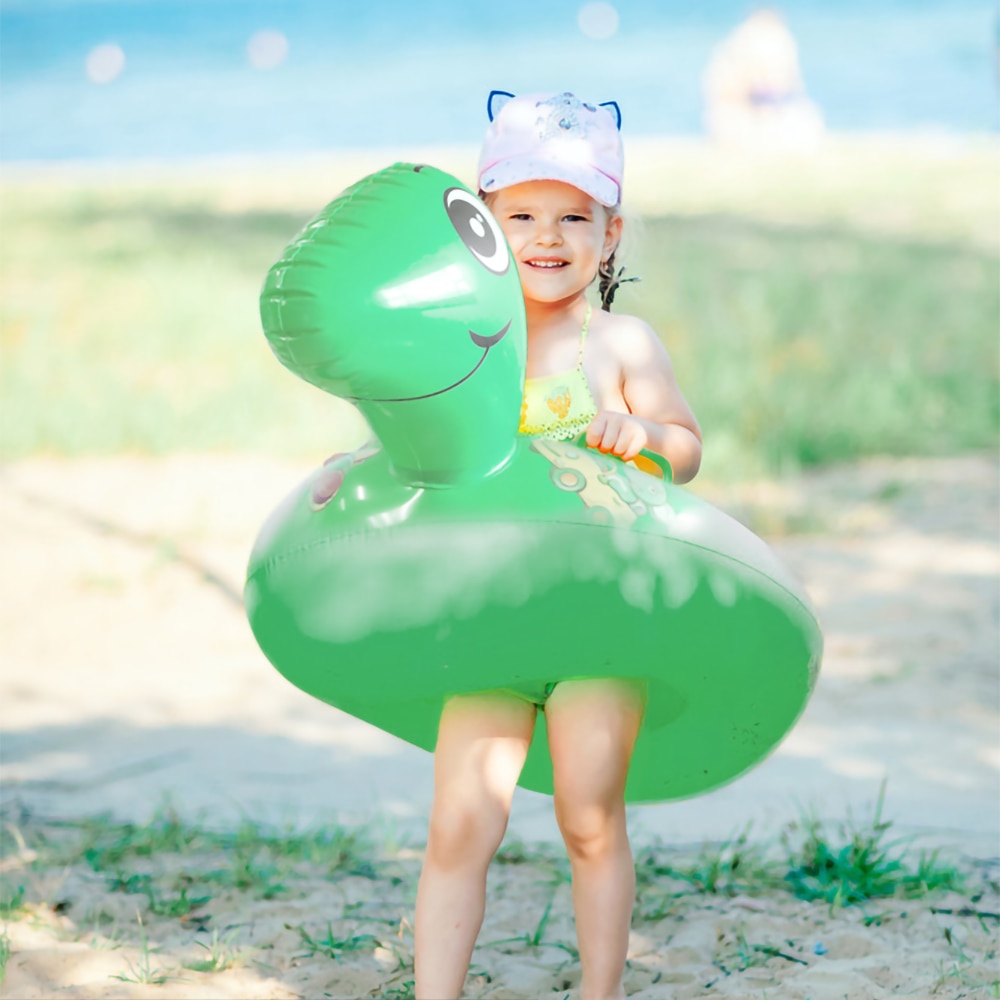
[487, 90, 516, 122]
[599, 100, 622, 130]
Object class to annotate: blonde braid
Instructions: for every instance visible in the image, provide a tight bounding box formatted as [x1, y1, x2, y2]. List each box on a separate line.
[598, 250, 640, 311]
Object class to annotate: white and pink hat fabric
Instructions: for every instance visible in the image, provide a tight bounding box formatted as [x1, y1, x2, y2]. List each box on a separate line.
[477, 91, 624, 208]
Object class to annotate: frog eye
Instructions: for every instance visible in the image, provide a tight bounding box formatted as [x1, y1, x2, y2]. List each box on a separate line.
[444, 188, 509, 274]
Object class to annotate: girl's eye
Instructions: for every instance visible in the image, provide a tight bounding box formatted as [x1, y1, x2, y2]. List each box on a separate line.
[443, 188, 509, 274]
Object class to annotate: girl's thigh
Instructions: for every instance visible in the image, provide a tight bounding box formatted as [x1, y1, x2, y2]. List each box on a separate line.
[545, 679, 645, 801]
[433, 692, 537, 807]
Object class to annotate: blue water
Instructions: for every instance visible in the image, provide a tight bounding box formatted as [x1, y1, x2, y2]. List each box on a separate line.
[0, 0, 995, 161]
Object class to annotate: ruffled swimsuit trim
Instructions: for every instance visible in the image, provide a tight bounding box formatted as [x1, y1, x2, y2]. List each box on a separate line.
[519, 303, 599, 441]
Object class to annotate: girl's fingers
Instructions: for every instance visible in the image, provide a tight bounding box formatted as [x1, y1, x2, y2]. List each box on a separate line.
[585, 414, 607, 448]
[618, 423, 646, 461]
[587, 413, 647, 462]
[601, 421, 621, 452]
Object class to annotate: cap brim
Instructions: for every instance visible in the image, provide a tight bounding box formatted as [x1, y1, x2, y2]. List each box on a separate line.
[479, 155, 620, 207]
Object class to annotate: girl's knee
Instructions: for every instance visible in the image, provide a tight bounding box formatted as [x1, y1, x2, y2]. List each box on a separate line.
[426, 801, 509, 869]
[554, 801, 627, 863]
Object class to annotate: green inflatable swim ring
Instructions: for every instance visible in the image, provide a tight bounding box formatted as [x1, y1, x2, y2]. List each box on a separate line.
[246, 163, 823, 803]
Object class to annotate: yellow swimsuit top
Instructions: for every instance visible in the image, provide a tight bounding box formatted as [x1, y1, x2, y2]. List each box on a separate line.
[519, 304, 599, 441]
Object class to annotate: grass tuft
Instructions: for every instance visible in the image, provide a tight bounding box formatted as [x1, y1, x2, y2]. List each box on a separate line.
[528, 896, 554, 947]
[634, 783, 969, 922]
[781, 784, 965, 907]
[109, 913, 173, 986]
[0, 930, 9, 983]
[289, 921, 379, 960]
[381, 979, 416, 999]
[636, 824, 783, 902]
[714, 928, 807, 975]
[0, 885, 26, 919]
[182, 929, 251, 973]
[105, 871, 213, 917]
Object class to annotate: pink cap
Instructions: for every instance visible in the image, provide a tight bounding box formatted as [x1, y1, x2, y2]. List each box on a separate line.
[477, 91, 624, 208]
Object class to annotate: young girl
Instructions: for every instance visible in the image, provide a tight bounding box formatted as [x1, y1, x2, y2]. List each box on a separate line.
[414, 91, 702, 1000]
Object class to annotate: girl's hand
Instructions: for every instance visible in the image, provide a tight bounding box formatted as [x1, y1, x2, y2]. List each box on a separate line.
[586, 411, 649, 462]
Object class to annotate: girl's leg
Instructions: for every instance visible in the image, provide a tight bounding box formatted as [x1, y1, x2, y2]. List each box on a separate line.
[545, 679, 645, 1000]
[414, 692, 536, 999]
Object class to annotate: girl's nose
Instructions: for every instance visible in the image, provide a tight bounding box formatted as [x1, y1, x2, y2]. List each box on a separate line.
[534, 220, 562, 246]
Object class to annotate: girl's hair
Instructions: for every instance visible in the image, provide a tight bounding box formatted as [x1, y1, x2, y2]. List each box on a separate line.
[598, 254, 619, 312]
[598, 208, 639, 312]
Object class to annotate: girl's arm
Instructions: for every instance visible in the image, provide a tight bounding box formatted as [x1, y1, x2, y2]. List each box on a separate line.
[585, 317, 703, 484]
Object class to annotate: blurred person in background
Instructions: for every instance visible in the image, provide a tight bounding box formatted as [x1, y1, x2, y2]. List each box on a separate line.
[703, 7, 825, 151]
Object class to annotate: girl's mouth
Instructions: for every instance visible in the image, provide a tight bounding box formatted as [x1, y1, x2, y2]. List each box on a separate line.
[524, 258, 569, 269]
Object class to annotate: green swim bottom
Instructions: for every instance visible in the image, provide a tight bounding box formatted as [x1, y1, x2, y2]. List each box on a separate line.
[451, 678, 647, 710]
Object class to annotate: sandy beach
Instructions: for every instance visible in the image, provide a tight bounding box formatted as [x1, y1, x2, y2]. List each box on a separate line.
[1, 452, 997, 998]
[1, 827, 996, 999]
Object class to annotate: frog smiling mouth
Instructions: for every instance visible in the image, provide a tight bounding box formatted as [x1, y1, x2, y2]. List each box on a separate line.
[349, 320, 512, 403]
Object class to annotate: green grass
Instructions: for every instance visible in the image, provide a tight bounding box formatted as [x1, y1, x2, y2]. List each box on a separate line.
[634, 787, 972, 918]
[381, 979, 416, 999]
[628, 215, 998, 478]
[635, 823, 784, 904]
[0, 884, 26, 919]
[0, 929, 10, 982]
[52, 806, 374, 877]
[289, 921, 380, 960]
[181, 928, 250, 973]
[109, 913, 173, 985]
[482, 893, 562, 952]
[782, 811, 965, 908]
[104, 809, 366, 866]
[0, 189, 340, 458]
[16, 806, 380, 927]
[933, 932, 1000, 997]
[1, 159, 996, 476]
[713, 929, 810, 976]
[6, 798, 978, 925]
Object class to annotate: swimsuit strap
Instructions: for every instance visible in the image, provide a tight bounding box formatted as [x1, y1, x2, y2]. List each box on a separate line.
[576, 303, 592, 369]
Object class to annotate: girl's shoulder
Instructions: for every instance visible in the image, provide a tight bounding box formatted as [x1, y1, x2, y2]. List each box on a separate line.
[589, 309, 668, 361]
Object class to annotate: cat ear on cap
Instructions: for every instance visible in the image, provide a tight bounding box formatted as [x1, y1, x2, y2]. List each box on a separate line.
[486, 90, 515, 122]
[599, 100, 622, 130]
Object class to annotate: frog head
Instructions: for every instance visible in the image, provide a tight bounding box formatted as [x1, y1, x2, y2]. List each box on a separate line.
[261, 164, 526, 486]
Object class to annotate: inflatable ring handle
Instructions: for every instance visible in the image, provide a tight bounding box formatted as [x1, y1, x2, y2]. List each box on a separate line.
[636, 448, 673, 482]
[571, 434, 673, 482]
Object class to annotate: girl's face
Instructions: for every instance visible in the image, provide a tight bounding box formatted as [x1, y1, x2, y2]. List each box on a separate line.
[488, 180, 622, 307]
